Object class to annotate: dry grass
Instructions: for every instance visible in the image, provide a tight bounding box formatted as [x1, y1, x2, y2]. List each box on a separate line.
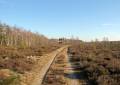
[69, 41, 120, 85]
[0, 69, 20, 85]
[42, 54, 66, 85]
[0, 44, 60, 85]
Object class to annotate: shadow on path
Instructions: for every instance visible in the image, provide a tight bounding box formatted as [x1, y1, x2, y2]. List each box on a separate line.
[64, 49, 93, 85]
[64, 71, 86, 79]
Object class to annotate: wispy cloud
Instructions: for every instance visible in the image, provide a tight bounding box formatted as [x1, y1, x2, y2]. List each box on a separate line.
[102, 23, 113, 26]
[100, 23, 119, 29]
[101, 23, 120, 27]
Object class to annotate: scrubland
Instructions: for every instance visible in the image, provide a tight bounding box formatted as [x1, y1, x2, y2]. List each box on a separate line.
[69, 41, 120, 85]
[0, 23, 60, 85]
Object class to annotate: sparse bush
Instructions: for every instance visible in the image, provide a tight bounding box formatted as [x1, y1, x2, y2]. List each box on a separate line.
[97, 75, 120, 85]
[69, 41, 120, 85]
[0, 69, 20, 85]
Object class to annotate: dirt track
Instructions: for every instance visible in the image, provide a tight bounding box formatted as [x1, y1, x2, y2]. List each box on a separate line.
[42, 47, 85, 85]
[20, 46, 68, 85]
[64, 49, 81, 85]
[20, 46, 87, 85]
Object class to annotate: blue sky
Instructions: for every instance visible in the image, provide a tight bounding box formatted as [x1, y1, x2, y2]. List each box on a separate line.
[0, 0, 120, 41]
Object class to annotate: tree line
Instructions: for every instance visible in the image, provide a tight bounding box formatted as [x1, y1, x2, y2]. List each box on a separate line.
[0, 23, 49, 48]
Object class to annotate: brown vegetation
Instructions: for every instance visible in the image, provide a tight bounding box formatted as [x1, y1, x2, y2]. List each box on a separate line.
[42, 54, 66, 85]
[0, 23, 60, 84]
[69, 41, 120, 85]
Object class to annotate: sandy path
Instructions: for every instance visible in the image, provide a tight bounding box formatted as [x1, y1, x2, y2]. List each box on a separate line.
[64, 48, 81, 85]
[39, 46, 87, 85]
[20, 46, 67, 85]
